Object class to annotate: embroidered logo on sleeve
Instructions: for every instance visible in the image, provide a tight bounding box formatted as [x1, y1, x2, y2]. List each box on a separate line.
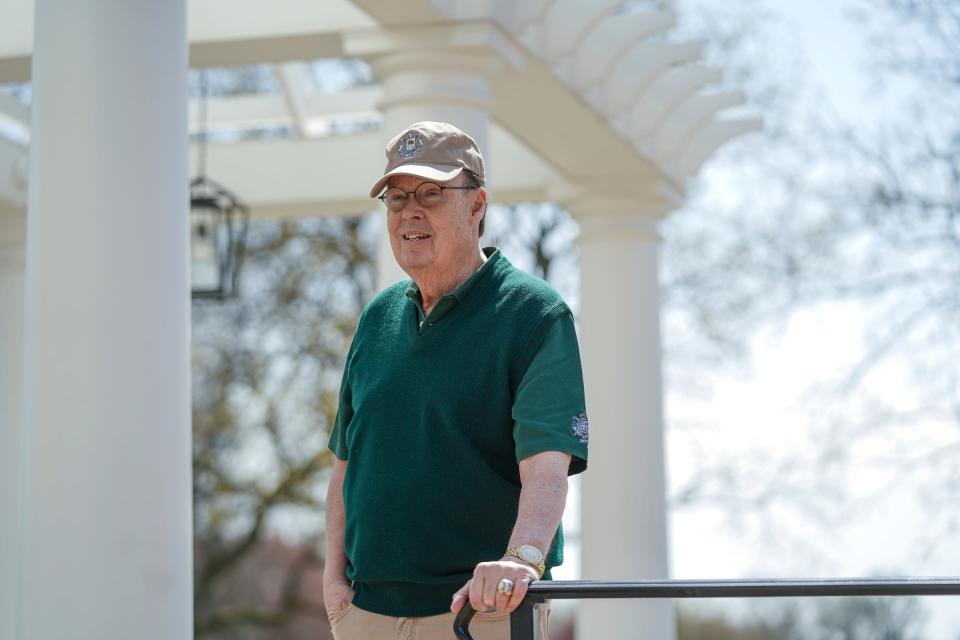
[571, 413, 589, 444]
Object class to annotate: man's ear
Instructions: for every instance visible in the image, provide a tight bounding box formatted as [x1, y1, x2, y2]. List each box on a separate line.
[472, 188, 487, 216]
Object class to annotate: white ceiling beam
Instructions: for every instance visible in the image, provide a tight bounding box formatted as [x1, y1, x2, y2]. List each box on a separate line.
[574, 10, 676, 91]
[672, 117, 763, 177]
[189, 0, 375, 39]
[600, 40, 704, 116]
[627, 65, 723, 139]
[348, 0, 448, 26]
[479, 0, 555, 34]
[276, 63, 314, 137]
[187, 86, 382, 134]
[0, 37, 347, 83]
[0, 0, 33, 82]
[0, 0, 760, 212]
[490, 54, 681, 195]
[190, 94, 291, 132]
[342, 21, 527, 72]
[191, 131, 382, 219]
[520, 0, 626, 63]
[338, 15, 684, 195]
[189, 33, 344, 69]
[185, 123, 560, 220]
[0, 58, 30, 84]
[653, 90, 746, 158]
[431, 0, 495, 21]
[0, 0, 376, 82]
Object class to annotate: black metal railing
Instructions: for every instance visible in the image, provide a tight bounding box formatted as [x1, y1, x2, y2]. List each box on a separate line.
[453, 578, 960, 640]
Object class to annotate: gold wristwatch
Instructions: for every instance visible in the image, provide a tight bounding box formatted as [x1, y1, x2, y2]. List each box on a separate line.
[504, 545, 545, 578]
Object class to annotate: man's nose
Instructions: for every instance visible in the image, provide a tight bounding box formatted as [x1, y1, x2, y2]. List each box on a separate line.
[401, 200, 425, 219]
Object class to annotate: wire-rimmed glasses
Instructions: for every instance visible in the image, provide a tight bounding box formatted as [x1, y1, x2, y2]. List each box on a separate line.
[378, 182, 477, 213]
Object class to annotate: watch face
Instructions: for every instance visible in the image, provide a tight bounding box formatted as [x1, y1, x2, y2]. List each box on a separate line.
[520, 547, 542, 563]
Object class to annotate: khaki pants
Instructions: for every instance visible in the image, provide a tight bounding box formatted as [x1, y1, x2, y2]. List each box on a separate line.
[329, 603, 550, 640]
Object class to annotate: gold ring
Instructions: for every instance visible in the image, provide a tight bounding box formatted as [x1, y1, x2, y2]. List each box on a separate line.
[497, 578, 514, 595]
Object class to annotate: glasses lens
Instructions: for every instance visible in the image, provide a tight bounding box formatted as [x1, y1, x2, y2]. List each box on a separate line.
[384, 188, 408, 212]
[415, 183, 443, 207]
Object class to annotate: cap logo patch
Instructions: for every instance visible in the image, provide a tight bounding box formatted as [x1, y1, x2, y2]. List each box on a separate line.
[571, 412, 589, 444]
[398, 131, 424, 159]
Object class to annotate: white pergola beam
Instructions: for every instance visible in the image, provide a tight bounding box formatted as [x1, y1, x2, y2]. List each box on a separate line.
[0, 0, 33, 82]
[628, 65, 723, 139]
[0, 21, 746, 203]
[601, 40, 704, 116]
[523, 0, 626, 63]
[674, 117, 763, 176]
[349, 0, 448, 25]
[1, 35, 344, 83]
[0, 0, 755, 196]
[494, 0, 555, 34]
[277, 62, 315, 137]
[190, 94, 291, 131]
[187, 123, 560, 219]
[186, 86, 382, 134]
[492, 63, 678, 190]
[430, 0, 494, 21]
[190, 33, 344, 69]
[654, 90, 746, 157]
[574, 10, 676, 90]
[0, 0, 376, 82]
[342, 21, 527, 72]
[190, 0, 375, 39]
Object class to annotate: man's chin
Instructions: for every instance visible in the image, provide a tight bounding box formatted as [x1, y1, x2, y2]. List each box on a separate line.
[397, 255, 434, 275]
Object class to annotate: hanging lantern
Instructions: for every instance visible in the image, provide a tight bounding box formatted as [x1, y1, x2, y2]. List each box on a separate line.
[190, 175, 249, 300]
[190, 69, 249, 300]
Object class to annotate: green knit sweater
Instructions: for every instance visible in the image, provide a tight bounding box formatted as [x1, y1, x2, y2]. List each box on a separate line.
[329, 248, 588, 617]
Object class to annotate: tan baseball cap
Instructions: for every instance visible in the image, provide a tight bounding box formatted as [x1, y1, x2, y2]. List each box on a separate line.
[369, 121, 485, 198]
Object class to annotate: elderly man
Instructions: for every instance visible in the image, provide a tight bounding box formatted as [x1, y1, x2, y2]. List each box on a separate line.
[323, 121, 589, 640]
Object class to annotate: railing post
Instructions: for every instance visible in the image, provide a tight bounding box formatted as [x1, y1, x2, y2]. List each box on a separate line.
[510, 600, 535, 640]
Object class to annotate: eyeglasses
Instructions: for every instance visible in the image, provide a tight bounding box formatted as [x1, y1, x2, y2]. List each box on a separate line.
[378, 182, 477, 213]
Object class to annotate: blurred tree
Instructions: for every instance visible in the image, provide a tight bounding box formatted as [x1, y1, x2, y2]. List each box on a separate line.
[486, 202, 580, 306]
[677, 606, 793, 640]
[661, 0, 960, 549]
[806, 596, 926, 640]
[677, 596, 924, 640]
[191, 215, 375, 638]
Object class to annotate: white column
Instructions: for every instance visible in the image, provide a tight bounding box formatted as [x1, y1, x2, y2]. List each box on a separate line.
[369, 50, 496, 292]
[0, 211, 25, 640]
[574, 203, 676, 640]
[19, 2, 191, 640]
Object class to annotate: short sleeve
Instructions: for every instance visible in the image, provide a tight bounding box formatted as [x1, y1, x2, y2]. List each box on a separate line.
[512, 310, 589, 475]
[327, 339, 357, 461]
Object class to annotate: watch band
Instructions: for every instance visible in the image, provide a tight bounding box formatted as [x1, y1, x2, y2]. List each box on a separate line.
[504, 546, 546, 578]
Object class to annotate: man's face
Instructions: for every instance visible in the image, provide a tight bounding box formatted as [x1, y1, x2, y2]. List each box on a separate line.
[386, 173, 486, 279]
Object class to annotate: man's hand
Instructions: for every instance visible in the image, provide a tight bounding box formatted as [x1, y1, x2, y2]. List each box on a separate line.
[324, 578, 355, 620]
[450, 559, 538, 614]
